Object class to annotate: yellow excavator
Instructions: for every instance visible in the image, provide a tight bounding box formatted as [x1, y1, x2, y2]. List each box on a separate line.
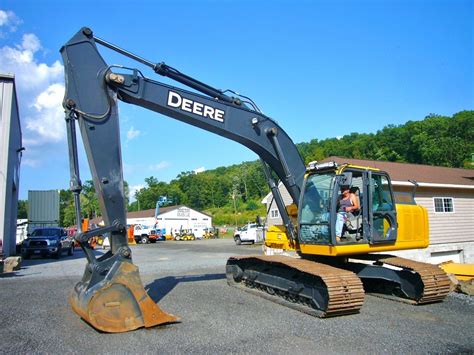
[60, 28, 450, 332]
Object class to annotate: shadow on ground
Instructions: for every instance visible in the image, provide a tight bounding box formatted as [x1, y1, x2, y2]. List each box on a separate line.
[146, 273, 226, 302]
[21, 248, 105, 266]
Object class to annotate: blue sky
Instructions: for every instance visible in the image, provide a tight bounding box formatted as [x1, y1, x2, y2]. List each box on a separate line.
[1, 0, 472, 201]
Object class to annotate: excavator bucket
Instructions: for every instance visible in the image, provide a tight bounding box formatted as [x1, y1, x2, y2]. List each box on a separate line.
[70, 259, 178, 333]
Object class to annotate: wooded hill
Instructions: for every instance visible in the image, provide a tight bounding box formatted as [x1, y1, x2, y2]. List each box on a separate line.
[54, 110, 473, 226]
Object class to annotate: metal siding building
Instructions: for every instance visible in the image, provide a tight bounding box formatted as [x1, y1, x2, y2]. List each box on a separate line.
[262, 157, 474, 263]
[0, 74, 23, 257]
[27, 190, 61, 233]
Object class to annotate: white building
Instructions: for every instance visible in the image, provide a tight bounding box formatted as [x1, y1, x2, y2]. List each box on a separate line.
[262, 156, 474, 264]
[0, 74, 23, 257]
[92, 205, 213, 239]
[154, 205, 212, 239]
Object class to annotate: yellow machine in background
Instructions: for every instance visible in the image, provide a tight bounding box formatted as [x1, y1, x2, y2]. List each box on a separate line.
[440, 261, 474, 281]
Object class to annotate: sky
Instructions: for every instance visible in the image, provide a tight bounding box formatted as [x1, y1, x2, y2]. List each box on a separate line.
[1, 0, 472, 201]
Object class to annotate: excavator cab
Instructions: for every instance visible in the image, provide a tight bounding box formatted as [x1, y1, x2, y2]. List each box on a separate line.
[266, 162, 429, 256]
[266, 161, 429, 257]
[298, 161, 398, 247]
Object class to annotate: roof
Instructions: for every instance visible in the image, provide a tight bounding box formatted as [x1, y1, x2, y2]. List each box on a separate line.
[0, 73, 15, 80]
[321, 156, 474, 187]
[127, 205, 186, 219]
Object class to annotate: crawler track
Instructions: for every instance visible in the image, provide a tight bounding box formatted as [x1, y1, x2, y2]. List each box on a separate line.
[345, 254, 452, 304]
[226, 255, 364, 317]
[375, 256, 451, 304]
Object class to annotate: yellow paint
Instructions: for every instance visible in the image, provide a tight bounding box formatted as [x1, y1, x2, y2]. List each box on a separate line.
[336, 164, 380, 174]
[439, 261, 474, 281]
[265, 225, 296, 251]
[265, 203, 429, 257]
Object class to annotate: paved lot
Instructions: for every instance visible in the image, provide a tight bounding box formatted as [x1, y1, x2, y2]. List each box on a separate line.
[1, 238, 473, 354]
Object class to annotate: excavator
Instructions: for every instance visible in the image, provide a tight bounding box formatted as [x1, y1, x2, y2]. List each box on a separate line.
[60, 28, 450, 333]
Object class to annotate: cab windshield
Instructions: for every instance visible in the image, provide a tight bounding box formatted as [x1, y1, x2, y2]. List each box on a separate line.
[299, 172, 334, 244]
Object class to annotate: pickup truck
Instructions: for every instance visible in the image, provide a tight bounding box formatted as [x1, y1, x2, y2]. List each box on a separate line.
[133, 225, 164, 244]
[233, 223, 264, 245]
[21, 227, 74, 259]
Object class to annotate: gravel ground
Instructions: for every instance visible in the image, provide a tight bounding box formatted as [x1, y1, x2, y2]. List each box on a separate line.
[0, 238, 473, 354]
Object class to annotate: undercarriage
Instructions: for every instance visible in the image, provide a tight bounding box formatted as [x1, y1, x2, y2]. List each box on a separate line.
[226, 254, 450, 317]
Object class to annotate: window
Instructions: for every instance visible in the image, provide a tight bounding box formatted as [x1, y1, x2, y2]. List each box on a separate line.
[270, 209, 279, 218]
[433, 197, 454, 213]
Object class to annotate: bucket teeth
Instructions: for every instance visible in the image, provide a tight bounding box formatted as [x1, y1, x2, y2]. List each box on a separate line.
[70, 260, 178, 333]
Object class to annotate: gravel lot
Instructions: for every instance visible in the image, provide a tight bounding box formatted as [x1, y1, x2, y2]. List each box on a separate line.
[1, 238, 473, 354]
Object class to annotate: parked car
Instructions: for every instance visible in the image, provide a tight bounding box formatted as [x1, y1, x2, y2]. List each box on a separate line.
[21, 227, 74, 259]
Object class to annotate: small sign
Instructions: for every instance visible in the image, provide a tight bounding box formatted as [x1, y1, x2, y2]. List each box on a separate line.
[177, 207, 190, 217]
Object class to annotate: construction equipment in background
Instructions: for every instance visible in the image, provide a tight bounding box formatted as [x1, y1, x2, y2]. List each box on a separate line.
[174, 229, 195, 241]
[203, 227, 219, 239]
[439, 261, 474, 282]
[60, 28, 450, 333]
[127, 225, 137, 245]
[80, 218, 99, 249]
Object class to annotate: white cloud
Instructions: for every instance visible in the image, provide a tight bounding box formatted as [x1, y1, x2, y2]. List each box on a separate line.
[0, 10, 22, 36]
[0, 33, 63, 91]
[129, 184, 145, 201]
[149, 161, 170, 171]
[25, 83, 65, 144]
[20, 33, 41, 52]
[194, 167, 205, 174]
[0, 14, 66, 161]
[126, 126, 141, 141]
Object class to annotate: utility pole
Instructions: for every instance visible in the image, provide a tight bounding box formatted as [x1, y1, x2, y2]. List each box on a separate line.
[231, 191, 237, 227]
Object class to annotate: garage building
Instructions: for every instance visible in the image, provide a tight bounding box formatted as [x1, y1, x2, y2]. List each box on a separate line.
[93, 205, 212, 239]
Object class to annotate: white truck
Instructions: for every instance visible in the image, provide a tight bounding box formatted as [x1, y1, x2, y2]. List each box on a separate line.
[233, 223, 264, 245]
[132, 224, 164, 244]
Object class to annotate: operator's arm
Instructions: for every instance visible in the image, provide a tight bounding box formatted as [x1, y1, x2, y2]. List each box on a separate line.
[348, 193, 360, 212]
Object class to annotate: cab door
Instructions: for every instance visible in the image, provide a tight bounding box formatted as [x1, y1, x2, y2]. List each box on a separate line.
[366, 171, 398, 243]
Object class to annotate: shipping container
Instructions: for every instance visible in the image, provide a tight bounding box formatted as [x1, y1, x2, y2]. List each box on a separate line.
[28, 190, 60, 233]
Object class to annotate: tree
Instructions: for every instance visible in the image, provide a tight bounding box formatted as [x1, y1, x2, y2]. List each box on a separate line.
[60, 189, 74, 227]
[17, 200, 28, 219]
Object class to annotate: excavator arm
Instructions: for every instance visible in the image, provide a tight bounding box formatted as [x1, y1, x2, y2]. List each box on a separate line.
[61, 27, 306, 332]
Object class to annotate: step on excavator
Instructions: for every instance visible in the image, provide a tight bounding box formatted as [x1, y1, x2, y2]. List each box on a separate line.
[60, 28, 450, 333]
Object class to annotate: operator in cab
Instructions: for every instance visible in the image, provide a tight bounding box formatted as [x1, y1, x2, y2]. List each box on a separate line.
[336, 185, 360, 242]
